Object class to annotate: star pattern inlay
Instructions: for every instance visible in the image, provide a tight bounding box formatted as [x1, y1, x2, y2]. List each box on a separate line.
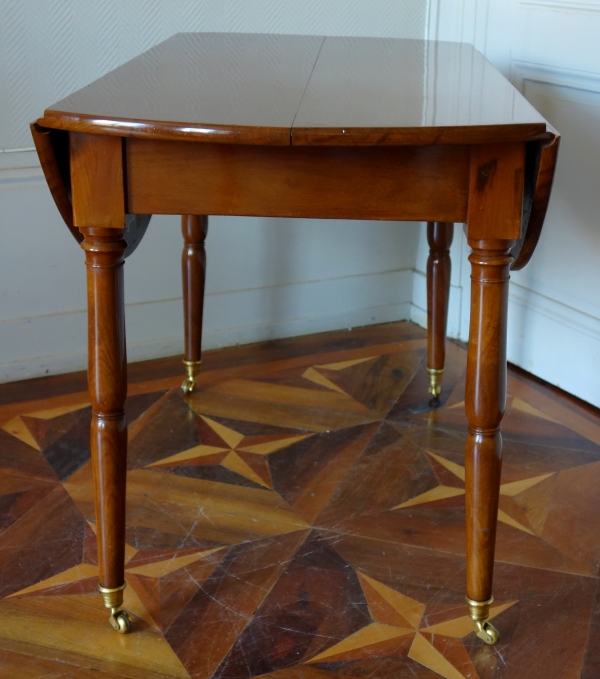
[307, 571, 516, 679]
[147, 415, 312, 488]
[393, 451, 555, 535]
[302, 356, 377, 395]
[0, 322, 598, 679]
[6, 525, 226, 635]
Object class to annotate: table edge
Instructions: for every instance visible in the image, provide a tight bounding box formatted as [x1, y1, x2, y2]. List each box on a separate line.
[38, 112, 555, 147]
[38, 111, 293, 146]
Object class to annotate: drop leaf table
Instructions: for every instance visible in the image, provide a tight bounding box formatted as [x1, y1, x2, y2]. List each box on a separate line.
[31, 33, 559, 643]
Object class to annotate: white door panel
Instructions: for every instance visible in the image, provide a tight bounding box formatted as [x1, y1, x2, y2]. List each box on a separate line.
[426, 0, 600, 405]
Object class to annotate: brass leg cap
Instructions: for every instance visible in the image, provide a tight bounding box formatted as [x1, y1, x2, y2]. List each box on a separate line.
[99, 583, 131, 634]
[466, 596, 499, 645]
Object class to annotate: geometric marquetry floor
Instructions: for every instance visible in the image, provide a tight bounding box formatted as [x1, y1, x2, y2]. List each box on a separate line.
[0, 322, 599, 679]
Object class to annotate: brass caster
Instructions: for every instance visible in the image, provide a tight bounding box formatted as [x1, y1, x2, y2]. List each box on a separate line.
[181, 359, 202, 394]
[466, 595, 499, 645]
[181, 376, 196, 394]
[99, 582, 130, 633]
[475, 619, 499, 645]
[427, 367, 444, 398]
[109, 609, 131, 633]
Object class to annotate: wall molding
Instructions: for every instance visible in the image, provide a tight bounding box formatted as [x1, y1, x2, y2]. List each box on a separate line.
[507, 282, 600, 406]
[511, 60, 600, 95]
[0, 149, 44, 190]
[520, 0, 600, 14]
[0, 268, 414, 384]
[509, 282, 600, 342]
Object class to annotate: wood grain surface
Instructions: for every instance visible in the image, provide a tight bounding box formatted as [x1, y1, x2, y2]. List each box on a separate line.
[37, 33, 555, 146]
[126, 139, 470, 221]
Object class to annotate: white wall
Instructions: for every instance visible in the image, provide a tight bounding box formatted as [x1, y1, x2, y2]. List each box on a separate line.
[6, 0, 597, 409]
[412, 0, 600, 407]
[0, 1, 428, 382]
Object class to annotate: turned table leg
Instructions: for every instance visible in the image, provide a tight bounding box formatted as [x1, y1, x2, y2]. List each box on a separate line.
[181, 215, 208, 394]
[464, 238, 514, 645]
[81, 227, 130, 634]
[426, 222, 454, 405]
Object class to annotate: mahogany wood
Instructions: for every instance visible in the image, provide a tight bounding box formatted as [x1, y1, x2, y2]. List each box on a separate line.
[81, 227, 128, 591]
[464, 238, 514, 601]
[182, 215, 209, 364]
[70, 133, 124, 230]
[30, 123, 80, 244]
[31, 33, 560, 639]
[69, 134, 128, 592]
[426, 222, 454, 374]
[38, 35, 551, 147]
[511, 133, 561, 270]
[127, 140, 469, 221]
[463, 142, 524, 603]
[467, 143, 525, 242]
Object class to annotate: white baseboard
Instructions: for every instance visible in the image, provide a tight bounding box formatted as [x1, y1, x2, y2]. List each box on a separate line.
[410, 270, 464, 338]
[0, 268, 413, 383]
[412, 267, 600, 408]
[507, 282, 600, 407]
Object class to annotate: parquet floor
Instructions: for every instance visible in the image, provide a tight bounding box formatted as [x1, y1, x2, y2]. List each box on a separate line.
[0, 322, 599, 679]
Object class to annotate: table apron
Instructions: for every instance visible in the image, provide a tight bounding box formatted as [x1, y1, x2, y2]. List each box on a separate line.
[125, 139, 469, 222]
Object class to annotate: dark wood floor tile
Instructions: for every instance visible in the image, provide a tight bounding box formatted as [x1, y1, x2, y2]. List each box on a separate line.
[404, 401, 600, 458]
[387, 341, 467, 419]
[125, 524, 223, 552]
[270, 423, 379, 524]
[507, 372, 600, 448]
[315, 422, 432, 528]
[0, 483, 84, 598]
[331, 503, 598, 578]
[164, 464, 268, 490]
[0, 474, 58, 534]
[535, 459, 600, 575]
[213, 531, 371, 679]
[256, 667, 365, 679]
[0, 428, 59, 482]
[128, 391, 202, 469]
[20, 406, 88, 452]
[125, 389, 169, 426]
[397, 416, 600, 484]
[39, 408, 92, 481]
[166, 529, 309, 679]
[126, 546, 225, 632]
[581, 578, 600, 679]
[311, 349, 425, 418]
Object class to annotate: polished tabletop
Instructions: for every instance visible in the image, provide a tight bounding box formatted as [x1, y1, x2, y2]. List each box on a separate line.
[39, 33, 553, 146]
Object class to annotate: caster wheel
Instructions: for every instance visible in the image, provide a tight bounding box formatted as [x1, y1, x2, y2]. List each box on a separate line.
[476, 620, 499, 645]
[109, 610, 131, 634]
[181, 377, 195, 394]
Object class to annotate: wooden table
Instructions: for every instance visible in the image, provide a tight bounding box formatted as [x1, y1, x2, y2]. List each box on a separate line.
[31, 33, 559, 645]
